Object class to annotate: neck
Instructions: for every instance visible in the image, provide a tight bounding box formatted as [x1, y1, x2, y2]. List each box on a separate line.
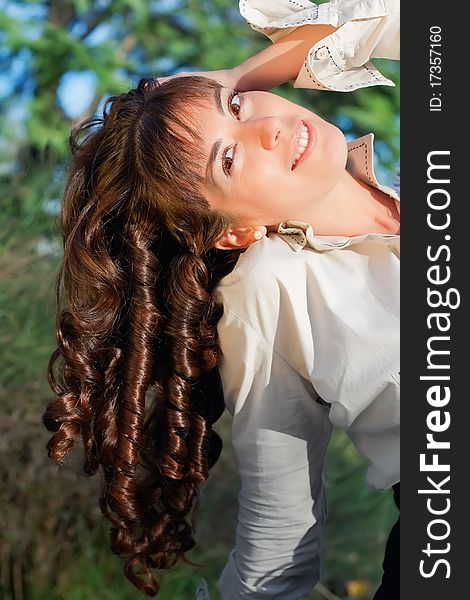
[289, 170, 400, 237]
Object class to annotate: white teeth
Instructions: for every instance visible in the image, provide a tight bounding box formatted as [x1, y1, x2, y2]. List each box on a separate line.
[293, 125, 310, 166]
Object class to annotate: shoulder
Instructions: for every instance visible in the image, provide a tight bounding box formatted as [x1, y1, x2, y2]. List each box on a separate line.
[215, 234, 320, 368]
[218, 233, 309, 289]
[216, 233, 312, 318]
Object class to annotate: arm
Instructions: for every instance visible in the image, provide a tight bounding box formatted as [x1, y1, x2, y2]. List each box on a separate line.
[159, 23, 336, 91]
[239, 0, 400, 92]
[232, 23, 338, 91]
[216, 309, 332, 599]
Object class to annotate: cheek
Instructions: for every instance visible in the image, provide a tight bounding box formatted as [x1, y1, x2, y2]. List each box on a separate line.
[233, 172, 282, 209]
[235, 159, 289, 195]
[204, 184, 226, 212]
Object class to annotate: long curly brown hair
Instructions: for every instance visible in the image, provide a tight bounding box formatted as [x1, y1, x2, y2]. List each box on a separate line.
[43, 76, 243, 596]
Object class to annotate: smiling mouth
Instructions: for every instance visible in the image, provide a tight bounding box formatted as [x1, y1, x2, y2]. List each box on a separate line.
[291, 122, 310, 170]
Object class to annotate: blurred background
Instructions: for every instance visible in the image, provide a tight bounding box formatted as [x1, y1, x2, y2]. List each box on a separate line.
[0, 1, 399, 599]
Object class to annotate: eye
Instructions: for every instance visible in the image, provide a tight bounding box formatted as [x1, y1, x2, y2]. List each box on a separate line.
[222, 145, 236, 176]
[221, 90, 242, 177]
[228, 90, 242, 118]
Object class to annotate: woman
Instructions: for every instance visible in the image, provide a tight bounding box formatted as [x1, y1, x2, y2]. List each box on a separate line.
[43, 0, 400, 598]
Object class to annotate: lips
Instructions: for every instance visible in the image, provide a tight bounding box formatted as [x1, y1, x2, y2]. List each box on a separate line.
[291, 120, 315, 170]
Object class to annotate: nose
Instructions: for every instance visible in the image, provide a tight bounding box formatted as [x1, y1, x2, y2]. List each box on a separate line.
[246, 116, 282, 150]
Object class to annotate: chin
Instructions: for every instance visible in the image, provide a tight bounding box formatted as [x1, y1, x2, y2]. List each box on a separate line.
[330, 122, 348, 157]
[323, 123, 348, 178]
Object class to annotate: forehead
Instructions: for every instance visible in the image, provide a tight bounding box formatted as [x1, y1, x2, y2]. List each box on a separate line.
[169, 93, 218, 157]
[183, 97, 223, 140]
[163, 94, 220, 196]
[174, 88, 223, 153]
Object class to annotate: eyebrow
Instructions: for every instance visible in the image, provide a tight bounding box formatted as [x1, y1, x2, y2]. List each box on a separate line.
[205, 86, 227, 189]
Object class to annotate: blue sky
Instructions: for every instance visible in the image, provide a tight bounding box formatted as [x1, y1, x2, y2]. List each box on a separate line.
[0, 0, 110, 119]
[0, 0, 184, 118]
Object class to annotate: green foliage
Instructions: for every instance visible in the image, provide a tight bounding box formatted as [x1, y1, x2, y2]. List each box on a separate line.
[322, 432, 397, 590]
[0, 1, 400, 598]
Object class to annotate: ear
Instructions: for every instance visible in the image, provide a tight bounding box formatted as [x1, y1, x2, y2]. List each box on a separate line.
[214, 225, 268, 250]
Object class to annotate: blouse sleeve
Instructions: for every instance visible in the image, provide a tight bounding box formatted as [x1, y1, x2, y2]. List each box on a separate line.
[239, 0, 400, 91]
[216, 308, 333, 599]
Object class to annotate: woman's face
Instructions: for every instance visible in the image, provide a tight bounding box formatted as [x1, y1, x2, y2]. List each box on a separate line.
[191, 88, 348, 229]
